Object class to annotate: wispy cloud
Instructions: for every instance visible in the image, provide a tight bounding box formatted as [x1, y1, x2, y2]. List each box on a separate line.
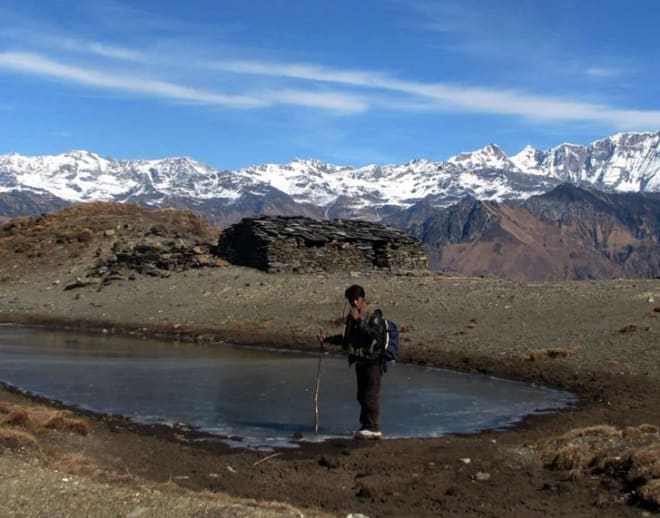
[0, 52, 367, 113]
[209, 60, 386, 88]
[0, 52, 264, 107]
[2, 16, 658, 129]
[208, 59, 660, 128]
[59, 39, 146, 62]
[266, 89, 367, 113]
[585, 67, 621, 78]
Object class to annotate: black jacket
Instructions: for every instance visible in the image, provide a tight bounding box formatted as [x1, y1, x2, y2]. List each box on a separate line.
[327, 306, 386, 365]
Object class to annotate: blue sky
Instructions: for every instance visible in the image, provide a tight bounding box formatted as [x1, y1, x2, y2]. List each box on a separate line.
[0, 0, 658, 170]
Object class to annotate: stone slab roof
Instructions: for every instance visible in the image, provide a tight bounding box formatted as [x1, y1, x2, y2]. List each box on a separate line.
[215, 216, 428, 273]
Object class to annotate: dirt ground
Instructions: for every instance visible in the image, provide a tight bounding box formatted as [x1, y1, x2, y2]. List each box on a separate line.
[0, 218, 659, 516]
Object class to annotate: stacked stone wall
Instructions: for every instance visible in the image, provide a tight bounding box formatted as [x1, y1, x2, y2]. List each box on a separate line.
[215, 216, 428, 273]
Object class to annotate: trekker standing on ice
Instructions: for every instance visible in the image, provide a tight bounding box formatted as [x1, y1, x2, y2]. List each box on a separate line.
[319, 284, 387, 439]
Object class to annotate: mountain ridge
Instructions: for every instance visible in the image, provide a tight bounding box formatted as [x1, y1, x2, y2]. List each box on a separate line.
[0, 131, 658, 226]
[1, 131, 658, 280]
[415, 184, 660, 281]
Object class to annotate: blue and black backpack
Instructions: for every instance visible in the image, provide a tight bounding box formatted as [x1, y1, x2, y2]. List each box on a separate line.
[345, 308, 400, 367]
[382, 317, 399, 363]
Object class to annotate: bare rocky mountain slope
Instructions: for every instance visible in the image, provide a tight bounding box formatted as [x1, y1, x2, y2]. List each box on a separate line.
[2, 187, 659, 282]
[409, 184, 660, 281]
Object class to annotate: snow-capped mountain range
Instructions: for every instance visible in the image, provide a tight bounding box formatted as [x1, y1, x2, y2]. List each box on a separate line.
[0, 131, 658, 223]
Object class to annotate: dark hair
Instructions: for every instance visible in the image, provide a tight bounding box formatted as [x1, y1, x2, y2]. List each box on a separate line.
[344, 284, 366, 301]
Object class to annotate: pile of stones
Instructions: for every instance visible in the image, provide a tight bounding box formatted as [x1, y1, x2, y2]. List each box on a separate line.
[215, 216, 428, 274]
[92, 240, 223, 279]
[66, 226, 226, 290]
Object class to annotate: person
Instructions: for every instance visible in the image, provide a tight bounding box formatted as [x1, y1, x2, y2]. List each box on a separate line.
[319, 284, 387, 439]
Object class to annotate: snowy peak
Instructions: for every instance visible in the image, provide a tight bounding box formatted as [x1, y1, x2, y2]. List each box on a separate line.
[609, 131, 659, 147]
[539, 131, 660, 190]
[0, 152, 247, 203]
[447, 143, 514, 170]
[511, 145, 545, 174]
[0, 131, 658, 218]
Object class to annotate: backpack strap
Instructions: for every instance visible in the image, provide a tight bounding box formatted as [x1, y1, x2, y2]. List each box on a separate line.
[384, 319, 390, 350]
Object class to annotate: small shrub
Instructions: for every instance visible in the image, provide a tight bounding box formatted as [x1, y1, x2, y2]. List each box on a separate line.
[44, 416, 90, 435]
[0, 428, 38, 450]
[628, 444, 660, 482]
[1, 409, 29, 427]
[0, 402, 89, 435]
[49, 453, 102, 477]
[639, 478, 660, 507]
[623, 424, 659, 440]
[539, 425, 623, 477]
[539, 424, 660, 509]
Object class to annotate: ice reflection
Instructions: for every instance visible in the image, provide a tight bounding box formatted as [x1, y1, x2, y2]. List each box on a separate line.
[0, 327, 576, 447]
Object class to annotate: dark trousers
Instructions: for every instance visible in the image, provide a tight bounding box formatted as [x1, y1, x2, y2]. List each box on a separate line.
[355, 362, 382, 431]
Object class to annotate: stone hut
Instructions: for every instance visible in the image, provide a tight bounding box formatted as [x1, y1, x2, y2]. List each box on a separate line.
[215, 216, 428, 273]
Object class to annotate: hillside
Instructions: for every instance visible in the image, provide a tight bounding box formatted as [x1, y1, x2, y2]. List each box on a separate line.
[0, 203, 222, 284]
[2, 187, 658, 282]
[413, 185, 660, 281]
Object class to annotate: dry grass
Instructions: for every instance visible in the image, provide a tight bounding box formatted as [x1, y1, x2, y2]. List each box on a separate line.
[627, 444, 660, 481]
[43, 415, 90, 435]
[639, 479, 660, 506]
[0, 427, 38, 450]
[538, 425, 622, 477]
[0, 202, 219, 263]
[521, 346, 581, 361]
[623, 424, 659, 439]
[0, 402, 89, 435]
[1, 408, 30, 427]
[1, 402, 124, 483]
[45, 452, 136, 484]
[48, 453, 104, 477]
[538, 424, 660, 507]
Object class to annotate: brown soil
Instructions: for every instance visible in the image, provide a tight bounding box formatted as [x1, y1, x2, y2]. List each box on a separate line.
[0, 204, 658, 517]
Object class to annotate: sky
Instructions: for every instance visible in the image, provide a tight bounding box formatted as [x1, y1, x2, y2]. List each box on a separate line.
[0, 0, 659, 170]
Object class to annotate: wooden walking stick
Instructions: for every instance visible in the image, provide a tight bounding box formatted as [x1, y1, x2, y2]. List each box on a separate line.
[314, 333, 324, 433]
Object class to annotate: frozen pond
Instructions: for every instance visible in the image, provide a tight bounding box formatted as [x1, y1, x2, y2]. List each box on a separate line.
[0, 326, 576, 447]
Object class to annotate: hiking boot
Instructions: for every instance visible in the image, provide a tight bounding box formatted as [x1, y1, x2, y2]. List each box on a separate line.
[353, 429, 382, 439]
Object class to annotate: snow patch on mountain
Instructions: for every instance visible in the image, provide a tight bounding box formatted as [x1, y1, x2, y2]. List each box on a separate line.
[511, 145, 545, 174]
[0, 131, 657, 214]
[511, 131, 660, 191]
[448, 143, 515, 171]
